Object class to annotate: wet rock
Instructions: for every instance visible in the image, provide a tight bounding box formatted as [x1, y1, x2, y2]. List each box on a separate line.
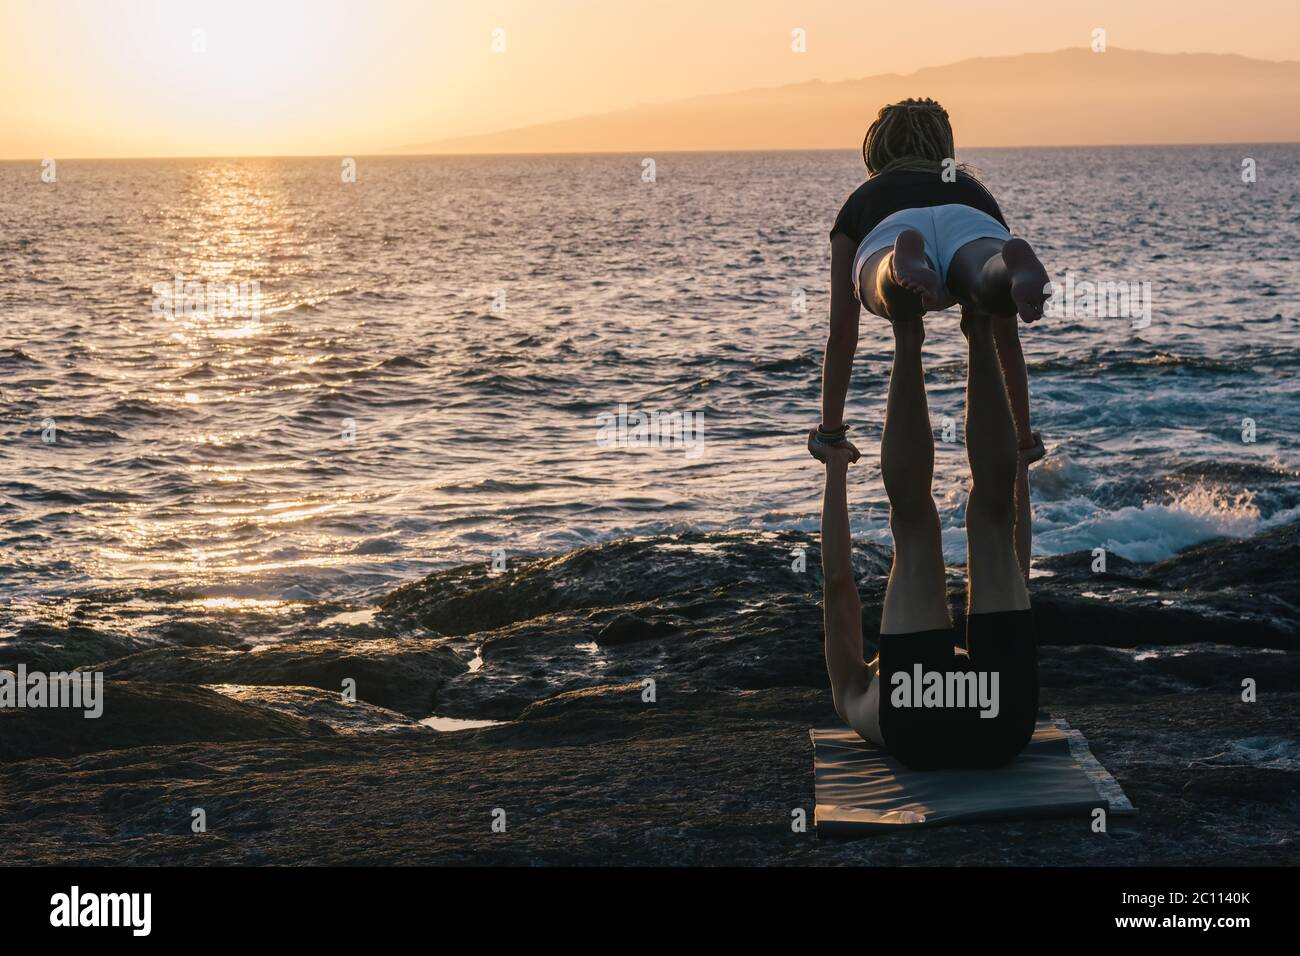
[87, 638, 467, 717]
[205, 683, 430, 736]
[380, 530, 891, 636]
[1033, 522, 1299, 647]
[155, 621, 248, 649]
[0, 680, 332, 761]
[517, 681, 648, 720]
[1039, 643, 1300, 694]
[595, 612, 682, 646]
[396, 524, 1300, 721]
[0, 623, 147, 672]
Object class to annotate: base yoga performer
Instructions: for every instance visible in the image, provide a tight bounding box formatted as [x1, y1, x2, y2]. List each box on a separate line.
[809, 98, 1051, 768]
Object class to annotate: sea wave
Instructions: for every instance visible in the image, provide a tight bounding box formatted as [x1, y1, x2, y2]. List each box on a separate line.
[1, 147, 1297, 630]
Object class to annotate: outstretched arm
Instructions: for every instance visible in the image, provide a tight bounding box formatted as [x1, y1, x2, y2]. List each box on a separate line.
[991, 315, 1040, 583]
[820, 235, 862, 429]
[817, 446, 870, 723]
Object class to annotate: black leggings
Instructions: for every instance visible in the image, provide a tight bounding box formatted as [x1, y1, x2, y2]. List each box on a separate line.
[876, 609, 1038, 770]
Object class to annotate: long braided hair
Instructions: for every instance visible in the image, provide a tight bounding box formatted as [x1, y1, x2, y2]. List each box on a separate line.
[862, 98, 974, 179]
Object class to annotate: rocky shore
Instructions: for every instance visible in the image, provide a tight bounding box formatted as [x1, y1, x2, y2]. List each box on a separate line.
[2, 522, 1297, 865]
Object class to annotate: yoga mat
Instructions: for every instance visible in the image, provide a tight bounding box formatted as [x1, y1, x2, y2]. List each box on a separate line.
[811, 717, 1135, 835]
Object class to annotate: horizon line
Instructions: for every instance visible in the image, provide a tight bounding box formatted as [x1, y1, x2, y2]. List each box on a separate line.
[4, 140, 1299, 163]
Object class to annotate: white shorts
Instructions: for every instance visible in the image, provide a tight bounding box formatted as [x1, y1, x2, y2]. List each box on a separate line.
[852, 204, 1011, 308]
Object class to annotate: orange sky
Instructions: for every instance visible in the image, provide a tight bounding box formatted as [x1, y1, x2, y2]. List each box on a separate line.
[1, 0, 1297, 159]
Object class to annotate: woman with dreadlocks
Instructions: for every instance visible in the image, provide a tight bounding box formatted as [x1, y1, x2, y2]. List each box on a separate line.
[806, 98, 1049, 766]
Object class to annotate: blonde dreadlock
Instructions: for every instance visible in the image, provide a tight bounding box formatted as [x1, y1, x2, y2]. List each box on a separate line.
[862, 98, 975, 180]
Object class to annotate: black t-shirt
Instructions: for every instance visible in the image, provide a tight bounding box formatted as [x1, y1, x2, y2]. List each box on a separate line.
[830, 171, 1007, 246]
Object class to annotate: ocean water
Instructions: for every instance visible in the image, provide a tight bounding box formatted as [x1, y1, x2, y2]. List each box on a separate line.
[1, 147, 1298, 639]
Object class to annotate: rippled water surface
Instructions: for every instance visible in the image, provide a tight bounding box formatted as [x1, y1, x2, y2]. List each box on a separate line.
[2, 147, 1298, 637]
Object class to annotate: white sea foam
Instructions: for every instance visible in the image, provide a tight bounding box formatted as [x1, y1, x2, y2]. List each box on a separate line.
[1033, 484, 1264, 562]
[1192, 736, 1300, 771]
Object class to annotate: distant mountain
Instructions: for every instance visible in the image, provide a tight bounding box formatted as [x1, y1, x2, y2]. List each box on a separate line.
[392, 48, 1300, 154]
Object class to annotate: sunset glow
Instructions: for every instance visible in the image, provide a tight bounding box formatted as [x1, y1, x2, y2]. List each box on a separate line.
[2, 0, 1299, 158]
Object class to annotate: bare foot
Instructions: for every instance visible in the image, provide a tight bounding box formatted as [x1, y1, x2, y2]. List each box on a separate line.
[1000, 237, 1051, 324]
[888, 228, 942, 312]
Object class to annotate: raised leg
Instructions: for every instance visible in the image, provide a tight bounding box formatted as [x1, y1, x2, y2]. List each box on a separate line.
[880, 319, 951, 634]
[962, 312, 1030, 615]
[962, 312, 1039, 764]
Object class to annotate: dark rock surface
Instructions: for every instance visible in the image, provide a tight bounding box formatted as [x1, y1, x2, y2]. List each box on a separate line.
[1, 524, 1296, 865]
[85, 637, 467, 717]
[203, 684, 434, 736]
[0, 623, 149, 673]
[0, 681, 333, 762]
